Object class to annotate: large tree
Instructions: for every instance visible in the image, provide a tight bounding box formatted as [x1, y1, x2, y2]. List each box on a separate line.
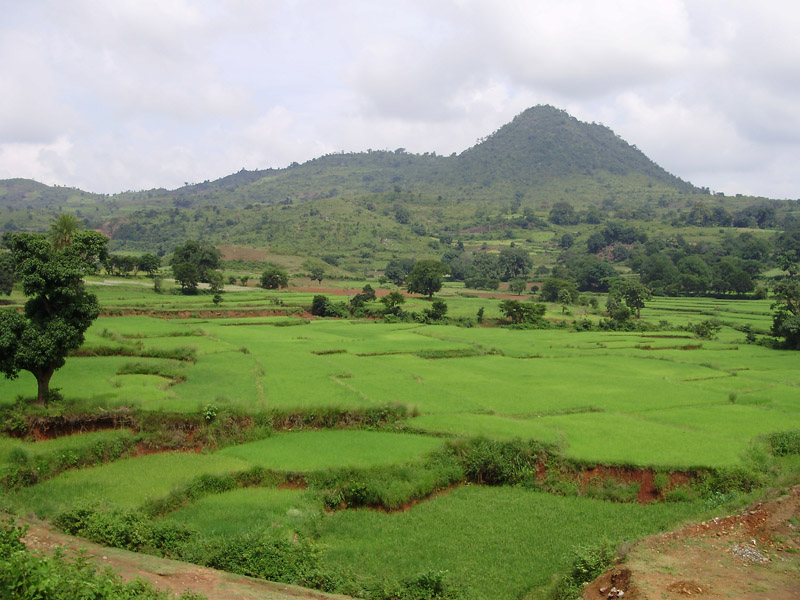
[0, 231, 107, 403]
[170, 240, 221, 294]
[607, 279, 652, 319]
[0, 252, 13, 295]
[260, 265, 289, 289]
[771, 279, 800, 349]
[406, 260, 449, 299]
[498, 247, 532, 281]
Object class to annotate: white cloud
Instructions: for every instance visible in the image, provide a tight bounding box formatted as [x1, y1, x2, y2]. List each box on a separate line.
[1, 0, 799, 197]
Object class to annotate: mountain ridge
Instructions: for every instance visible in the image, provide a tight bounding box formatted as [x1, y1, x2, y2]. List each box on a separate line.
[1, 105, 697, 204]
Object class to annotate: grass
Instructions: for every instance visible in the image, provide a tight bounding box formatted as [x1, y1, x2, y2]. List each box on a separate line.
[8, 452, 251, 517]
[320, 485, 704, 600]
[164, 487, 319, 537]
[216, 430, 444, 471]
[0, 430, 136, 464]
[2, 288, 799, 600]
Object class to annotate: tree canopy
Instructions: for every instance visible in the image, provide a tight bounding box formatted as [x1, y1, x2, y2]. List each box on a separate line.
[260, 265, 289, 289]
[406, 260, 449, 298]
[0, 252, 13, 295]
[0, 231, 107, 402]
[48, 213, 82, 250]
[170, 240, 221, 294]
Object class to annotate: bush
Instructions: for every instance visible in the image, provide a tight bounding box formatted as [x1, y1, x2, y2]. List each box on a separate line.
[445, 437, 548, 486]
[311, 295, 348, 318]
[0, 520, 204, 600]
[549, 542, 616, 600]
[584, 477, 640, 503]
[201, 530, 323, 587]
[767, 430, 800, 456]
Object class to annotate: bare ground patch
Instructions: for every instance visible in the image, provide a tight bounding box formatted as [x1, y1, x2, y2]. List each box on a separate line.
[585, 485, 800, 600]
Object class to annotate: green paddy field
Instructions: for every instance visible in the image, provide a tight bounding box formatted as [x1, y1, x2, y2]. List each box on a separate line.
[2, 285, 799, 600]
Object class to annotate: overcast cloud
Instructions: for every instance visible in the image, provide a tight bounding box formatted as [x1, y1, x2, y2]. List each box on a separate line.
[1, 0, 799, 198]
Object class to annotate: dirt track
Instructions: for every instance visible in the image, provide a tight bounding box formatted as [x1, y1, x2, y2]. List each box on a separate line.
[19, 518, 351, 600]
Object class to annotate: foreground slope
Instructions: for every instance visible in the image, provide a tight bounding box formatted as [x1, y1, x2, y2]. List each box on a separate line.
[20, 517, 352, 600]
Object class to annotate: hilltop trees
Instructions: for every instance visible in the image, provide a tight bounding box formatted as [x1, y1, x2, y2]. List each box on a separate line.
[0, 231, 107, 403]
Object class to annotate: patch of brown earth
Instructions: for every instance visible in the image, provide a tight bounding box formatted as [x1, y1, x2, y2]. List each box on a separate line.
[584, 485, 800, 600]
[571, 465, 691, 504]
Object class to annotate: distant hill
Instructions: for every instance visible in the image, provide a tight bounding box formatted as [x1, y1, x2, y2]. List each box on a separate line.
[455, 106, 696, 191]
[0, 105, 781, 265]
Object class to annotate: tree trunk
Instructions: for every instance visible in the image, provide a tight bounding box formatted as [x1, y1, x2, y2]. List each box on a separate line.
[34, 367, 55, 404]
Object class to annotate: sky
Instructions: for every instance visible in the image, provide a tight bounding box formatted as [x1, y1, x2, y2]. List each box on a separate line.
[1, 0, 799, 199]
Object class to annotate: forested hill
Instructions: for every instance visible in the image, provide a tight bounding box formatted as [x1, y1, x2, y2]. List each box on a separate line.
[0, 105, 780, 257]
[455, 106, 697, 191]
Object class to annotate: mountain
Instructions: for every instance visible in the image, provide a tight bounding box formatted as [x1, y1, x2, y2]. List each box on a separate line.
[0, 105, 776, 264]
[455, 106, 696, 191]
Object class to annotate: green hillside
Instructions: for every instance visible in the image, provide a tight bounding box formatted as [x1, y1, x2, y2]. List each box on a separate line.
[0, 105, 794, 268]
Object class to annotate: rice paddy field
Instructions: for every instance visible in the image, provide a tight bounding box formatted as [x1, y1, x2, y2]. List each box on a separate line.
[2, 281, 799, 600]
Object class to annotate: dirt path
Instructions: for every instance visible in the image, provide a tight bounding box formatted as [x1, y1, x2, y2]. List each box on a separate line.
[19, 517, 352, 600]
[585, 485, 800, 599]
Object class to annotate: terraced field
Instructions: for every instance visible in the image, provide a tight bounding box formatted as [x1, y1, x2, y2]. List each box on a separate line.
[2, 290, 799, 599]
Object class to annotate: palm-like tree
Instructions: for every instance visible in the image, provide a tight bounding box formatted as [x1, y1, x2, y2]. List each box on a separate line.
[48, 213, 82, 250]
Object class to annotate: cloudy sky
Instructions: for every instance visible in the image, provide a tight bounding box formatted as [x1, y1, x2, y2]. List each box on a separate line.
[1, 0, 799, 199]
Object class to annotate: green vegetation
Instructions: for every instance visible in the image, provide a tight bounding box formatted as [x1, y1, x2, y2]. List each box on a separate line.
[0, 230, 106, 402]
[0, 520, 204, 600]
[217, 430, 444, 471]
[2, 287, 799, 599]
[2, 105, 800, 599]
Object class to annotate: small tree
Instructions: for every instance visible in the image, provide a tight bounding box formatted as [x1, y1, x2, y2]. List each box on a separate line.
[302, 258, 326, 284]
[558, 288, 572, 314]
[424, 299, 448, 321]
[498, 247, 532, 281]
[0, 231, 106, 403]
[509, 279, 527, 295]
[138, 253, 161, 277]
[172, 261, 200, 294]
[260, 265, 289, 289]
[169, 240, 222, 293]
[381, 291, 406, 315]
[607, 280, 652, 319]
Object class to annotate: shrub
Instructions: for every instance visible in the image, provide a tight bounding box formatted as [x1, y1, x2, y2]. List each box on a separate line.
[767, 430, 800, 456]
[584, 477, 640, 503]
[548, 542, 616, 600]
[0, 520, 204, 600]
[445, 438, 548, 486]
